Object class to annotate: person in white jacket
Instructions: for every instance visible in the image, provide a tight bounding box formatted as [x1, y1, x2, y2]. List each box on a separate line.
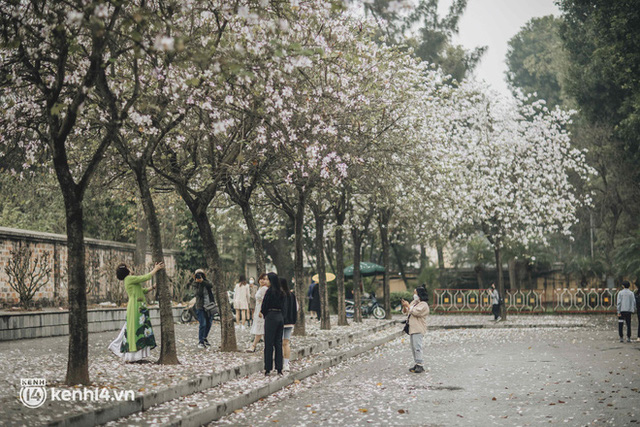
[617, 281, 636, 342]
[401, 286, 430, 373]
[233, 275, 251, 329]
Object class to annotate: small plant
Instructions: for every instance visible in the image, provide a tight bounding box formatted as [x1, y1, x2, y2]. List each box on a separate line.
[5, 245, 51, 309]
[170, 268, 195, 302]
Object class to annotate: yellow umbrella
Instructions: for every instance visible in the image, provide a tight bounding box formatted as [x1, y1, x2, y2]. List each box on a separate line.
[312, 272, 336, 283]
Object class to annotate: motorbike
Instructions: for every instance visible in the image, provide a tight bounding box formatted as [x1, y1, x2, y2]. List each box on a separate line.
[345, 291, 386, 319]
[180, 290, 234, 323]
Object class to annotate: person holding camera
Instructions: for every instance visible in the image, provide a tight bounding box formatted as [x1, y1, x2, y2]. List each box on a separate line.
[194, 269, 215, 349]
[401, 286, 430, 374]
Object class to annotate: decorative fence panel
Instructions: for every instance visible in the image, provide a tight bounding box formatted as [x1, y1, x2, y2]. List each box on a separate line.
[432, 288, 618, 314]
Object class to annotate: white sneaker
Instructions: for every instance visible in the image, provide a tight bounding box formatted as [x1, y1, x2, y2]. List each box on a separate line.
[496, 317, 502, 322]
[197, 343, 205, 349]
[283, 361, 290, 372]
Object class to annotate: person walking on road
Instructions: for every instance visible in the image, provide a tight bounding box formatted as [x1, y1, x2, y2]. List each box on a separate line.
[248, 273, 269, 352]
[617, 280, 636, 342]
[194, 269, 215, 349]
[490, 283, 501, 322]
[281, 277, 298, 372]
[401, 286, 430, 374]
[261, 272, 286, 375]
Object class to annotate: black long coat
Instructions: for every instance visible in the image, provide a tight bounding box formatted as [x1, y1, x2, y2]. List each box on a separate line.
[310, 283, 321, 313]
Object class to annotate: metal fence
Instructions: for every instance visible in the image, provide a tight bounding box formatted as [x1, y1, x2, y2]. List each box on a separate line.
[432, 288, 620, 314]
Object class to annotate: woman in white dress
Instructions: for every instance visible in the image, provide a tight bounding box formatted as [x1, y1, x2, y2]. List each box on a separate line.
[233, 275, 251, 329]
[248, 273, 269, 352]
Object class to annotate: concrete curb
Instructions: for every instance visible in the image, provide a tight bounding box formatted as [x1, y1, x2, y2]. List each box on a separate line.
[166, 330, 405, 426]
[48, 320, 400, 427]
[430, 323, 590, 330]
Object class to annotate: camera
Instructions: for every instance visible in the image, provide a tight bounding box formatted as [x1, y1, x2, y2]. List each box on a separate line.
[195, 273, 204, 280]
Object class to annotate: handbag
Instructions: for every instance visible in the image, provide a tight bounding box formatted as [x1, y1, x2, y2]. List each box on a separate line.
[204, 302, 218, 317]
[402, 314, 411, 335]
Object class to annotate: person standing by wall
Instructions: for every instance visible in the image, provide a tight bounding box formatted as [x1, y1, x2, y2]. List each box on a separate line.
[617, 280, 636, 343]
[261, 272, 286, 375]
[401, 286, 430, 373]
[281, 277, 298, 372]
[248, 273, 269, 352]
[234, 275, 251, 330]
[194, 269, 214, 349]
[490, 283, 501, 322]
[109, 262, 164, 362]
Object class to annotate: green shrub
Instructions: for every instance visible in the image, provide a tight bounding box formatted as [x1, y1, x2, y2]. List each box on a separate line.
[390, 291, 413, 309]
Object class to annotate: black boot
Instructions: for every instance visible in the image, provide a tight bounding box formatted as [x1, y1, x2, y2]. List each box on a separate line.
[411, 365, 425, 373]
[408, 364, 417, 372]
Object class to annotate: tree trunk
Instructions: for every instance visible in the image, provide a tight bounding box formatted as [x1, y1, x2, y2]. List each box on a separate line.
[63, 196, 90, 385]
[392, 243, 409, 287]
[474, 265, 484, 289]
[134, 201, 148, 268]
[508, 258, 517, 291]
[335, 212, 347, 326]
[313, 207, 330, 330]
[135, 170, 179, 364]
[264, 224, 295, 279]
[419, 244, 428, 272]
[351, 228, 363, 323]
[378, 214, 392, 319]
[293, 192, 307, 336]
[239, 201, 266, 276]
[191, 206, 238, 351]
[494, 243, 507, 320]
[436, 240, 446, 287]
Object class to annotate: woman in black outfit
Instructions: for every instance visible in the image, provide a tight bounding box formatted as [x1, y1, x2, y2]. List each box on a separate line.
[261, 272, 287, 375]
[310, 281, 321, 321]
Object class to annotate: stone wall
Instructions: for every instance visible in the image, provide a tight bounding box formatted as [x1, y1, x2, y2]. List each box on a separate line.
[0, 306, 184, 341]
[0, 227, 180, 306]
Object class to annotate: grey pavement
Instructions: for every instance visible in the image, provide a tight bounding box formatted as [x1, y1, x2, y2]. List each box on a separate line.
[0, 317, 393, 426]
[214, 324, 640, 426]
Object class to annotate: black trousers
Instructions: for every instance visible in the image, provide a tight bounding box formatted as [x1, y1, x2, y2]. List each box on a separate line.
[492, 304, 501, 320]
[619, 312, 632, 338]
[264, 311, 284, 372]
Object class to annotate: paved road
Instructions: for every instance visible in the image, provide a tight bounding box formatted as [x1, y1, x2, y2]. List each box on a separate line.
[215, 326, 640, 426]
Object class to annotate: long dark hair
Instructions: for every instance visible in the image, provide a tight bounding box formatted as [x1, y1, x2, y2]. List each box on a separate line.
[280, 278, 291, 296]
[268, 272, 285, 297]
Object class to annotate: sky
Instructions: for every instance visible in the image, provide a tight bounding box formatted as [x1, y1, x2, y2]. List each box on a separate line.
[441, 0, 561, 95]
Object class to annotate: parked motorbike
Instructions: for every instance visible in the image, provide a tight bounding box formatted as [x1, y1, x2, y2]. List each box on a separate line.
[345, 291, 386, 319]
[180, 290, 235, 323]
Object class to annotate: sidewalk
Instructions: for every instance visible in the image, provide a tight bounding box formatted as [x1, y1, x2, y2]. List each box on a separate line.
[0, 314, 614, 426]
[0, 316, 396, 427]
